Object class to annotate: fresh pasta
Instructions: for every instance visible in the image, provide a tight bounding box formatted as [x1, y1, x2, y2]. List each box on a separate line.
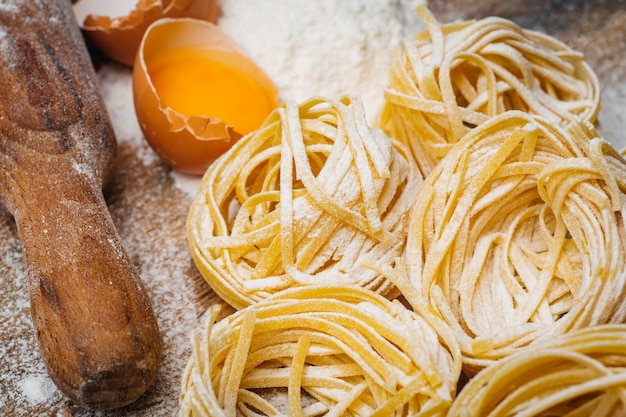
[404, 110, 626, 373]
[447, 324, 626, 417]
[181, 7, 623, 415]
[187, 96, 421, 309]
[381, 5, 601, 177]
[178, 285, 462, 417]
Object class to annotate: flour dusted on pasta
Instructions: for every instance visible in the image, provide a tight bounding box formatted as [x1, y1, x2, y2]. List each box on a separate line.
[217, 0, 426, 124]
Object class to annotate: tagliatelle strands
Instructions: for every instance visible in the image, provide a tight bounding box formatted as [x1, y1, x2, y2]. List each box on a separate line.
[187, 95, 421, 309]
[404, 110, 626, 373]
[381, 5, 601, 177]
[178, 285, 462, 417]
[447, 324, 626, 417]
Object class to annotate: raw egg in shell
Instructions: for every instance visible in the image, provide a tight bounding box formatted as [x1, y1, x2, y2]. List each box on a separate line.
[133, 18, 280, 175]
[73, 0, 218, 66]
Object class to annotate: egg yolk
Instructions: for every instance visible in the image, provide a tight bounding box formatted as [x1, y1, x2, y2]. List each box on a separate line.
[147, 47, 272, 135]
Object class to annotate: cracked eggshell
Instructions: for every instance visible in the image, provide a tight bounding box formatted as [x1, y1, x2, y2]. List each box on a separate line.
[75, 0, 218, 66]
[132, 18, 280, 175]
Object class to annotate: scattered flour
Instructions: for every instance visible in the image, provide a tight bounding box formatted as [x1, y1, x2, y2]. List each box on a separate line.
[19, 375, 57, 405]
[598, 82, 626, 152]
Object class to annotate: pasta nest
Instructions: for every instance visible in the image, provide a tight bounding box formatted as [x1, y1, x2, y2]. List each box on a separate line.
[447, 324, 626, 417]
[381, 5, 601, 177]
[187, 96, 421, 309]
[179, 285, 462, 417]
[405, 110, 626, 373]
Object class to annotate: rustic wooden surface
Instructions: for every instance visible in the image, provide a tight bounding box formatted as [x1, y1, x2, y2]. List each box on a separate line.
[2, 0, 626, 415]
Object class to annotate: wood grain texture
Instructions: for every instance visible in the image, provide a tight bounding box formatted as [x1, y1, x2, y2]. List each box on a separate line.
[0, 0, 161, 410]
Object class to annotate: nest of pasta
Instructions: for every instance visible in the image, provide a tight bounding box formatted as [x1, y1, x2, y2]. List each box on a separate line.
[179, 285, 462, 417]
[447, 324, 626, 416]
[404, 110, 626, 373]
[381, 5, 601, 177]
[187, 96, 421, 309]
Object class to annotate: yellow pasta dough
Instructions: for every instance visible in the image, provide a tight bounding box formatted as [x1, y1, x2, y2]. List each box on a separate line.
[447, 324, 626, 417]
[381, 5, 601, 177]
[187, 96, 421, 309]
[178, 285, 462, 417]
[404, 110, 626, 373]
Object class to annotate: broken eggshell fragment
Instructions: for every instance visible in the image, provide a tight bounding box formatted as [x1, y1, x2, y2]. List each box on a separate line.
[132, 18, 280, 175]
[75, 0, 218, 66]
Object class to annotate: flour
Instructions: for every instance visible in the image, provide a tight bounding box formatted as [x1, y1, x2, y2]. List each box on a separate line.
[19, 375, 57, 405]
[217, 0, 426, 125]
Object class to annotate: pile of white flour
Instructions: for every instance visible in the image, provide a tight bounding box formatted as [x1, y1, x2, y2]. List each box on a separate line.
[218, 0, 426, 124]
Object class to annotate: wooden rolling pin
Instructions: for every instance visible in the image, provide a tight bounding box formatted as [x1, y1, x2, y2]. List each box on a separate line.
[0, 0, 162, 410]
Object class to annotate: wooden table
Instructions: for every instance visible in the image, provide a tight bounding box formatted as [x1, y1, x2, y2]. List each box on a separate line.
[2, 1, 626, 415]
